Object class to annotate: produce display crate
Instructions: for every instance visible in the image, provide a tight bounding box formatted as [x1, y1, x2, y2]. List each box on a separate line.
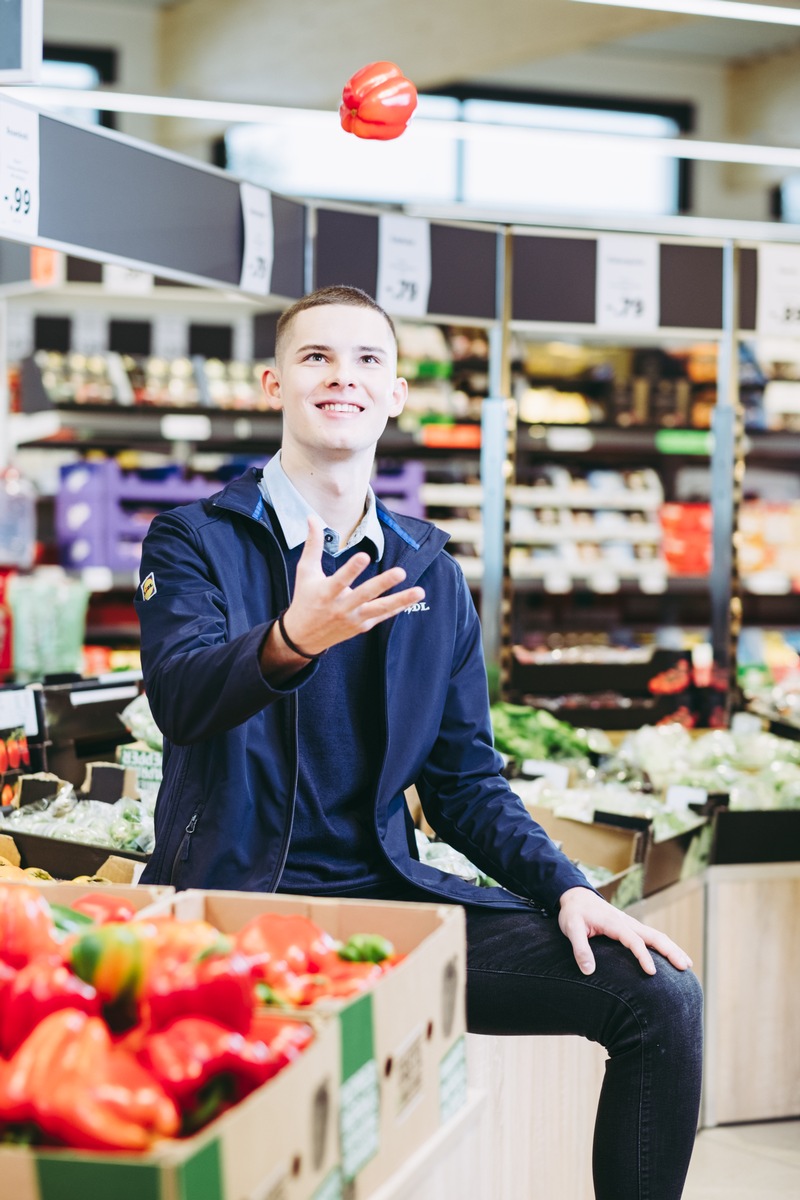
[0, 1014, 342, 1200]
[524, 805, 645, 907]
[592, 808, 711, 897]
[168, 889, 469, 1199]
[0, 829, 148, 881]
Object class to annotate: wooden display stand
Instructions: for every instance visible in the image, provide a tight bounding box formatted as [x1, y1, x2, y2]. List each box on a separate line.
[702, 861, 800, 1127]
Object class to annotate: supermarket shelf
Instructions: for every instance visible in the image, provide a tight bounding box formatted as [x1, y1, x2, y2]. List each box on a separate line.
[510, 523, 662, 544]
[744, 703, 800, 742]
[518, 424, 713, 459]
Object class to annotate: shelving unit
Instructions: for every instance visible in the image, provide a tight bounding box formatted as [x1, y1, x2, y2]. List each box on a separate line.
[1, 94, 800, 716]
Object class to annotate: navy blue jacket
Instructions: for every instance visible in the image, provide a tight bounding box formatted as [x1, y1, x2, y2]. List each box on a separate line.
[135, 469, 592, 912]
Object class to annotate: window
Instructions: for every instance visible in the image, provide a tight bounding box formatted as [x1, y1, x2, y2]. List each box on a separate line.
[222, 87, 691, 219]
[41, 45, 117, 128]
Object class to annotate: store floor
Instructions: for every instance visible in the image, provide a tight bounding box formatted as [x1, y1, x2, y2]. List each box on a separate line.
[684, 1120, 800, 1198]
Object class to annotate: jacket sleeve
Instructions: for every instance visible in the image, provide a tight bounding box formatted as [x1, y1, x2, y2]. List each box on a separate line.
[415, 566, 596, 913]
[135, 508, 317, 745]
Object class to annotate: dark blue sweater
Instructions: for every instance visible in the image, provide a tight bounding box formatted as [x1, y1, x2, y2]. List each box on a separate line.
[276, 540, 397, 894]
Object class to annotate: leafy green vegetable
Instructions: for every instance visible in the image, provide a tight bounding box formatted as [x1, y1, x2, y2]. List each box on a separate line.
[490, 703, 594, 762]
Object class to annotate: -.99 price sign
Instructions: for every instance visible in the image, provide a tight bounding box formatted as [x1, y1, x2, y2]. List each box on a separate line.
[0, 99, 40, 240]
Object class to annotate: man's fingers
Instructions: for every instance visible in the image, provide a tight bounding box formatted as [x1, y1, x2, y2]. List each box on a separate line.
[640, 927, 692, 972]
[298, 515, 325, 566]
[327, 551, 373, 590]
[357, 587, 425, 625]
[351, 567, 413, 604]
[562, 918, 596, 976]
[618, 929, 657, 976]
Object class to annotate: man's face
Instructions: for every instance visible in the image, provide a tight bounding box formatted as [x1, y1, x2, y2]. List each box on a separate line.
[262, 304, 407, 459]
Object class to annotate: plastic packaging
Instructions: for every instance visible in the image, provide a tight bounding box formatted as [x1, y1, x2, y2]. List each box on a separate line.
[0, 467, 36, 570]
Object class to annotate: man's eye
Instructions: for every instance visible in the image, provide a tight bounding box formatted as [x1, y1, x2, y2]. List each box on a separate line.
[304, 353, 325, 362]
[361, 355, 380, 364]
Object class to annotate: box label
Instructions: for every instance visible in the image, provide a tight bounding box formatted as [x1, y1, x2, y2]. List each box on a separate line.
[311, 1167, 344, 1200]
[339, 1058, 380, 1181]
[395, 1025, 424, 1119]
[439, 1036, 468, 1125]
[338, 994, 379, 1180]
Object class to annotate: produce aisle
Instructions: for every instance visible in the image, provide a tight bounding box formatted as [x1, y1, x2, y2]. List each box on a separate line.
[0, 87, 798, 1200]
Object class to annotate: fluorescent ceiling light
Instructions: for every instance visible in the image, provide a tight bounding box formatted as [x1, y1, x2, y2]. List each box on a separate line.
[4, 85, 800, 169]
[571, 0, 800, 26]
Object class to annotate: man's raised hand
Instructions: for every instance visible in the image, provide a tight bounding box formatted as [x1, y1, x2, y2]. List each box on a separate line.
[279, 515, 425, 658]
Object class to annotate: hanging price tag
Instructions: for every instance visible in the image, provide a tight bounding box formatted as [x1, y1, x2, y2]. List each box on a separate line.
[756, 243, 800, 337]
[239, 182, 274, 295]
[0, 99, 40, 240]
[376, 213, 431, 317]
[596, 234, 659, 332]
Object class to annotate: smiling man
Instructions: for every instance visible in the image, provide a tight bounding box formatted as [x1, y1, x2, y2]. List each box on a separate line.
[136, 285, 702, 1200]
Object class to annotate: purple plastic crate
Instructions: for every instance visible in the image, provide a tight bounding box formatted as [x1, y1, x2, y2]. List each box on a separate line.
[373, 461, 425, 520]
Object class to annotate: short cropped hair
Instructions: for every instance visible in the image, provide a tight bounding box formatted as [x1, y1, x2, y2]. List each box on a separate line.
[275, 285, 398, 362]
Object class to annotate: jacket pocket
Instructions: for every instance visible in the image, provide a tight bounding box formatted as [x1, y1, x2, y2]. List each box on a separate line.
[169, 808, 202, 889]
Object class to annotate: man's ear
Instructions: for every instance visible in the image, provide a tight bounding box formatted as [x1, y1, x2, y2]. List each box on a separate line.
[389, 376, 408, 418]
[262, 365, 282, 411]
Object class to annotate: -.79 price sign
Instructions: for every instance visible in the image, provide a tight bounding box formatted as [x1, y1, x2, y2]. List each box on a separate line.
[0, 99, 40, 240]
[596, 234, 659, 333]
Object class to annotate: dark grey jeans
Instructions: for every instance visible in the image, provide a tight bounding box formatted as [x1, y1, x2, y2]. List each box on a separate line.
[336, 880, 704, 1200]
[464, 904, 703, 1200]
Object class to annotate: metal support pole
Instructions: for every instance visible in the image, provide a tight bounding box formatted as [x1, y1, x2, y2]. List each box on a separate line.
[481, 229, 515, 701]
[0, 298, 9, 471]
[710, 240, 744, 721]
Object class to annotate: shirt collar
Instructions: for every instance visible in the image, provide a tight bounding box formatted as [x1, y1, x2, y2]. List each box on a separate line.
[258, 452, 384, 561]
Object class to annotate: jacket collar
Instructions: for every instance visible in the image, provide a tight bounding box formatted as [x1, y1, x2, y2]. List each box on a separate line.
[208, 468, 450, 575]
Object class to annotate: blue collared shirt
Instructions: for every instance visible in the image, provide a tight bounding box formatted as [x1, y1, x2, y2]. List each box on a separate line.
[258, 452, 384, 561]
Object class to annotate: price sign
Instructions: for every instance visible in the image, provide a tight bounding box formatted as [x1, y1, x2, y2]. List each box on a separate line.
[596, 234, 659, 332]
[102, 263, 154, 294]
[376, 214, 431, 317]
[239, 182, 274, 296]
[0, 98, 39, 240]
[756, 243, 800, 337]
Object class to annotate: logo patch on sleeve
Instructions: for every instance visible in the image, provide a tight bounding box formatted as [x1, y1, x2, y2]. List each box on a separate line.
[141, 572, 157, 601]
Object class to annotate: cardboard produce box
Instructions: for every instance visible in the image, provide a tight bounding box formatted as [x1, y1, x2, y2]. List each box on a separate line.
[523, 805, 646, 908]
[169, 889, 468, 1199]
[592, 807, 711, 898]
[0, 1013, 341, 1200]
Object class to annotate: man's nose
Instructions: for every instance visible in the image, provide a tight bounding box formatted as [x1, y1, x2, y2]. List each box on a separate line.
[325, 360, 356, 387]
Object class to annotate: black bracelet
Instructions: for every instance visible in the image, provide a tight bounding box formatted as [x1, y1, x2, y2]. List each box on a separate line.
[277, 609, 324, 661]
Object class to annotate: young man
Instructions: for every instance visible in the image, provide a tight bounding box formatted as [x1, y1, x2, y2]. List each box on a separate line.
[136, 285, 702, 1200]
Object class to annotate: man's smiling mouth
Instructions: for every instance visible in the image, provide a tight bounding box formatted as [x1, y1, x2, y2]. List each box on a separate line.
[316, 402, 364, 413]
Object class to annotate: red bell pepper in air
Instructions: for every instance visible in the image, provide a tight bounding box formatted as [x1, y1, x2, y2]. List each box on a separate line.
[339, 61, 418, 140]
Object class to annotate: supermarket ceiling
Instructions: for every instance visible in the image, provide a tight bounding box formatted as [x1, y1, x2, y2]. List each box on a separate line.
[69, 0, 800, 107]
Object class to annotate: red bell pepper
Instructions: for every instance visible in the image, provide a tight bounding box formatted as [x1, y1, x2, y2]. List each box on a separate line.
[0, 1008, 179, 1151]
[0, 884, 60, 969]
[69, 892, 138, 926]
[339, 61, 418, 141]
[234, 913, 338, 990]
[1, 958, 100, 1058]
[143, 946, 256, 1034]
[135, 1016, 282, 1130]
[247, 1010, 314, 1072]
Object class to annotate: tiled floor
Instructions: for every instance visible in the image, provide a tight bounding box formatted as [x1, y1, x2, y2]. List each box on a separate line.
[683, 1121, 800, 1198]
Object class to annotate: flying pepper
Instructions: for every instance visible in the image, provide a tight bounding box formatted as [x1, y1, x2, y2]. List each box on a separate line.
[339, 61, 418, 141]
